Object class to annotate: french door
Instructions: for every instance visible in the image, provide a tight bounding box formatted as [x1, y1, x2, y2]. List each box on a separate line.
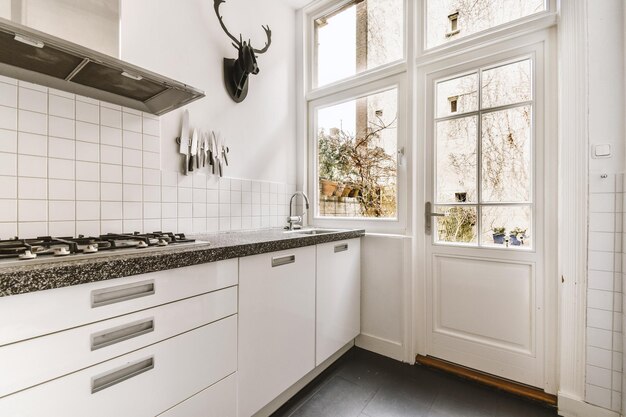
[421, 38, 555, 389]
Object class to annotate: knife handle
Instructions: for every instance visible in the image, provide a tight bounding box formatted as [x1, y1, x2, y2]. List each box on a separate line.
[184, 155, 189, 175]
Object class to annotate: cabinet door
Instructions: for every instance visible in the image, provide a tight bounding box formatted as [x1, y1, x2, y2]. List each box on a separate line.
[316, 238, 361, 366]
[238, 246, 316, 417]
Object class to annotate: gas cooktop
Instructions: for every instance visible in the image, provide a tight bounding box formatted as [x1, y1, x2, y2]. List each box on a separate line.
[0, 232, 203, 262]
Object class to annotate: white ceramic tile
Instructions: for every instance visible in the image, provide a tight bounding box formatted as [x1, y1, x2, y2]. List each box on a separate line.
[231, 190, 242, 204]
[123, 148, 142, 167]
[0, 75, 16, 85]
[18, 178, 47, 200]
[251, 216, 261, 229]
[0, 128, 17, 153]
[76, 220, 100, 236]
[49, 116, 74, 139]
[0, 106, 17, 130]
[100, 145, 122, 165]
[123, 220, 142, 233]
[49, 201, 75, 221]
[611, 390, 622, 412]
[123, 130, 142, 150]
[76, 95, 98, 105]
[144, 219, 161, 233]
[242, 204, 252, 217]
[193, 203, 206, 217]
[0, 83, 17, 107]
[49, 89, 74, 99]
[101, 220, 122, 233]
[589, 232, 615, 253]
[162, 218, 177, 232]
[177, 203, 192, 218]
[75, 141, 99, 162]
[76, 121, 99, 143]
[193, 188, 206, 203]
[219, 203, 231, 217]
[76, 181, 100, 201]
[587, 346, 613, 369]
[261, 182, 270, 193]
[0, 176, 16, 199]
[18, 81, 46, 92]
[220, 189, 231, 204]
[219, 178, 231, 190]
[19, 200, 47, 222]
[162, 187, 177, 203]
[48, 221, 75, 237]
[17, 132, 47, 157]
[100, 202, 122, 220]
[207, 203, 219, 217]
[141, 185, 160, 203]
[48, 137, 75, 160]
[207, 189, 219, 204]
[76, 202, 99, 221]
[589, 270, 614, 291]
[207, 218, 219, 232]
[101, 126, 122, 147]
[230, 217, 242, 231]
[587, 308, 613, 331]
[143, 169, 160, 186]
[123, 166, 142, 185]
[100, 101, 121, 110]
[0, 200, 17, 222]
[122, 113, 142, 133]
[143, 117, 160, 136]
[178, 187, 192, 203]
[18, 222, 47, 237]
[613, 371, 622, 391]
[613, 312, 622, 332]
[18, 87, 47, 113]
[590, 173, 616, 194]
[143, 202, 161, 219]
[588, 289, 614, 311]
[613, 351, 622, 371]
[123, 184, 142, 202]
[161, 171, 178, 187]
[613, 332, 623, 353]
[18, 110, 47, 135]
[177, 218, 192, 234]
[143, 135, 160, 153]
[49, 95, 75, 119]
[242, 216, 252, 230]
[142, 151, 160, 169]
[101, 183, 122, 201]
[162, 203, 177, 218]
[101, 164, 122, 183]
[48, 179, 75, 200]
[589, 251, 615, 272]
[123, 107, 141, 116]
[75, 161, 99, 182]
[100, 107, 122, 129]
[587, 327, 613, 350]
[219, 217, 231, 231]
[18, 154, 47, 178]
[193, 218, 207, 232]
[75, 101, 99, 124]
[193, 174, 207, 189]
[231, 203, 242, 217]
[207, 176, 220, 190]
[123, 202, 142, 219]
[48, 158, 74, 180]
[242, 180, 251, 192]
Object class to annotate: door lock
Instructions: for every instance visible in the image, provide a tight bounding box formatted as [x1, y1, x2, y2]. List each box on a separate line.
[425, 202, 445, 235]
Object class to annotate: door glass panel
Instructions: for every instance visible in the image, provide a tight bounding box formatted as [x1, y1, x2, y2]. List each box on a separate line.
[482, 60, 532, 109]
[435, 206, 478, 244]
[436, 116, 477, 203]
[436, 73, 479, 118]
[481, 106, 532, 203]
[481, 205, 532, 248]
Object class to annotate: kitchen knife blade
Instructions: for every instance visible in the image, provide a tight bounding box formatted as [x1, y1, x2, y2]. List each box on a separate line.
[190, 129, 198, 172]
[203, 133, 209, 168]
[179, 110, 190, 175]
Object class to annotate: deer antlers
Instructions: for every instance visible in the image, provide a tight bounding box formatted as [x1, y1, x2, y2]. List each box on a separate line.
[214, 0, 272, 54]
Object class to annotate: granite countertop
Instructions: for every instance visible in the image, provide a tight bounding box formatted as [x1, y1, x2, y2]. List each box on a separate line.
[0, 228, 365, 298]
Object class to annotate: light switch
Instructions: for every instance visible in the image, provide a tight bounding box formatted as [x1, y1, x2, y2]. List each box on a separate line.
[594, 144, 612, 158]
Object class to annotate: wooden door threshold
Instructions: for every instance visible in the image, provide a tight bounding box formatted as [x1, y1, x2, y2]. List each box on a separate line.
[415, 355, 557, 407]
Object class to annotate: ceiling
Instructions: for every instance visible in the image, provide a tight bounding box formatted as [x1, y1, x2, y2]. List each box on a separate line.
[281, 0, 314, 9]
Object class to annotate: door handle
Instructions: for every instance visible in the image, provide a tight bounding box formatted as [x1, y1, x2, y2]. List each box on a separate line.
[272, 254, 296, 267]
[425, 202, 446, 235]
[91, 357, 154, 394]
[91, 280, 155, 308]
[334, 243, 348, 253]
[91, 318, 155, 351]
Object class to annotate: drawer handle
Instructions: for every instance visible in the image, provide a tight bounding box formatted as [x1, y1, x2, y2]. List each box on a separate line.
[91, 318, 155, 351]
[92, 357, 154, 394]
[272, 254, 295, 267]
[334, 244, 349, 253]
[91, 280, 155, 308]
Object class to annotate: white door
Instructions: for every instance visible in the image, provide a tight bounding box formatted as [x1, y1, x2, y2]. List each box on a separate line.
[422, 40, 554, 389]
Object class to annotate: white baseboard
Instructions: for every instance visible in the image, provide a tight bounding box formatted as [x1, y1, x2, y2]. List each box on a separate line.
[355, 332, 404, 362]
[558, 392, 620, 417]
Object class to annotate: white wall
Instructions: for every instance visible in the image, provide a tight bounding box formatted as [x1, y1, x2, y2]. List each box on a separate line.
[120, 0, 297, 186]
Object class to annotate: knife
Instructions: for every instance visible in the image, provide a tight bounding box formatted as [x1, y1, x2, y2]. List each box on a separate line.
[190, 129, 198, 172]
[203, 133, 209, 168]
[179, 110, 190, 175]
[196, 132, 202, 169]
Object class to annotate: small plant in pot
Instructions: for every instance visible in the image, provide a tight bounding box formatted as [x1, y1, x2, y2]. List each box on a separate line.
[492, 227, 506, 244]
[509, 227, 527, 246]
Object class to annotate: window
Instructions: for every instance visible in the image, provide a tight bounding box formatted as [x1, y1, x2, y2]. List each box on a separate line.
[426, 0, 546, 49]
[314, 0, 404, 87]
[314, 87, 399, 219]
[433, 58, 533, 249]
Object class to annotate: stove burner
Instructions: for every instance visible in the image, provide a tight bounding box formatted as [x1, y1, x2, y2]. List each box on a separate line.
[0, 232, 196, 261]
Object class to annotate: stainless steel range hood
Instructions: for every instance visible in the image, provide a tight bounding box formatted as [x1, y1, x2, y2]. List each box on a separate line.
[0, 17, 205, 115]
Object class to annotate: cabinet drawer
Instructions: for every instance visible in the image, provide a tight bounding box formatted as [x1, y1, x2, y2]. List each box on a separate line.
[0, 258, 238, 346]
[0, 315, 238, 417]
[158, 373, 237, 417]
[0, 286, 237, 398]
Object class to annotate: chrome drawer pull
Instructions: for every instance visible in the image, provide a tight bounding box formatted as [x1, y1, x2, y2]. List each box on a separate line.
[91, 357, 154, 394]
[272, 254, 295, 267]
[91, 280, 155, 308]
[91, 318, 155, 351]
[334, 244, 349, 253]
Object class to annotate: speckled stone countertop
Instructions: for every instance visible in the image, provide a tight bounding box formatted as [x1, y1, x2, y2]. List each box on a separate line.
[0, 228, 365, 298]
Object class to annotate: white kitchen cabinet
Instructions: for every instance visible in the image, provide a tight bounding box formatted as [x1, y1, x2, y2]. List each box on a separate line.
[238, 246, 316, 417]
[158, 373, 237, 417]
[316, 238, 361, 366]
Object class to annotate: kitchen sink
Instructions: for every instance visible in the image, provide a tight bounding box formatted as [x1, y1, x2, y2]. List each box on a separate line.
[285, 229, 343, 235]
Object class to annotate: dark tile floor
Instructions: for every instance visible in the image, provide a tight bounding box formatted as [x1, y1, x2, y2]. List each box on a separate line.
[271, 348, 559, 417]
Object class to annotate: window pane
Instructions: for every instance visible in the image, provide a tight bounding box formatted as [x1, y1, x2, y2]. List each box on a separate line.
[315, 0, 404, 87]
[317, 88, 398, 218]
[481, 205, 532, 248]
[481, 106, 532, 203]
[436, 73, 478, 118]
[436, 116, 477, 203]
[426, 0, 546, 49]
[435, 205, 477, 244]
[482, 60, 532, 109]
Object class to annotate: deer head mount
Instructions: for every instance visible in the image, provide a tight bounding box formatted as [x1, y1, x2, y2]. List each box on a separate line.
[214, 0, 272, 103]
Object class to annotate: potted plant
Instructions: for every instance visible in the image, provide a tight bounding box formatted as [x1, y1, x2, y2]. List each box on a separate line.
[509, 227, 527, 246]
[341, 182, 353, 197]
[319, 178, 338, 197]
[492, 227, 506, 244]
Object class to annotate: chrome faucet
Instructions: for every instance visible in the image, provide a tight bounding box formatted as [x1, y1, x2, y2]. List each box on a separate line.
[286, 191, 310, 230]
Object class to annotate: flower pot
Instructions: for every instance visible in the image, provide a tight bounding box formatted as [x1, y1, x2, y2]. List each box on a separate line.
[492, 233, 505, 244]
[348, 187, 360, 198]
[320, 179, 338, 197]
[509, 234, 524, 246]
[341, 185, 353, 197]
[334, 183, 345, 197]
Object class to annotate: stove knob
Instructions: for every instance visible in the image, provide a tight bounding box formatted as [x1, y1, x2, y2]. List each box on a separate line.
[137, 241, 149, 249]
[157, 239, 169, 247]
[54, 247, 70, 257]
[18, 250, 37, 260]
[84, 245, 98, 254]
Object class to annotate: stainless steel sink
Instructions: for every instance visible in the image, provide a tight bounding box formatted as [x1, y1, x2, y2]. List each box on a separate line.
[285, 229, 343, 235]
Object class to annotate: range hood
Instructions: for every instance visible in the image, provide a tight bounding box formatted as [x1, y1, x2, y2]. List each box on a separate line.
[0, 17, 204, 115]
